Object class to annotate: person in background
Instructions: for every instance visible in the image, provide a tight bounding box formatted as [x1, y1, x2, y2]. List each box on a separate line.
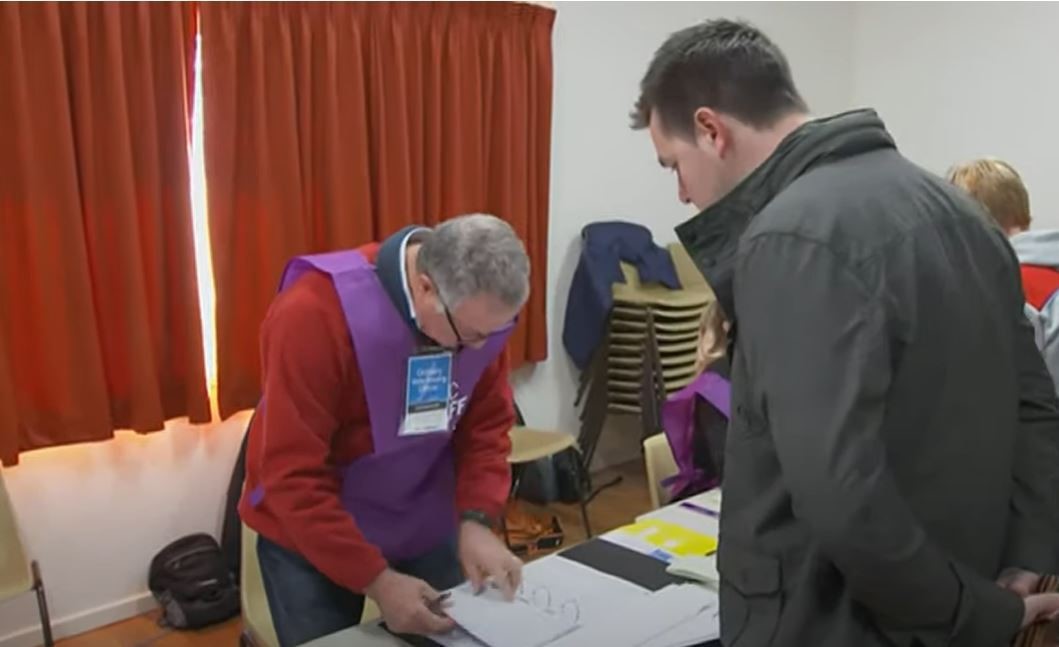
[692, 299, 728, 378]
[632, 18, 1059, 647]
[240, 215, 527, 646]
[948, 158, 1059, 394]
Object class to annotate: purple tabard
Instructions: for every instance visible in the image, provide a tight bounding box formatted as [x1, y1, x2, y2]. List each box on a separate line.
[261, 250, 512, 561]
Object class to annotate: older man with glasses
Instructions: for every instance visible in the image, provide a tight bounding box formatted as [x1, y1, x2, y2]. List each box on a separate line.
[240, 214, 529, 646]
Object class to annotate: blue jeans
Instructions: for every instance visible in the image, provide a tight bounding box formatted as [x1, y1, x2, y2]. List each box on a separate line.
[257, 535, 464, 647]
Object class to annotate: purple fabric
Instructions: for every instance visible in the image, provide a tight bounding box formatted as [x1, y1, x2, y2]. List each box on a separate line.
[267, 250, 512, 561]
[661, 371, 730, 498]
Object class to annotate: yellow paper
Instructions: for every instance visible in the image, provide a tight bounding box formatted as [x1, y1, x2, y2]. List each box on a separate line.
[617, 519, 718, 557]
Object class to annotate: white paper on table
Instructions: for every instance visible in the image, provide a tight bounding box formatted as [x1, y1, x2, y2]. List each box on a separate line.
[444, 584, 579, 647]
[550, 583, 715, 647]
[639, 593, 720, 647]
[439, 556, 652, 647]
[525, 554, 652, 605]
[533, 554, 664, 643]
[684, 488, 723, 511]
[433, 556, 715, 647]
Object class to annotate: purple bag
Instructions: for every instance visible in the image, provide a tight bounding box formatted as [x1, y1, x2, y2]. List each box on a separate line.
[661, 371, 730, 498]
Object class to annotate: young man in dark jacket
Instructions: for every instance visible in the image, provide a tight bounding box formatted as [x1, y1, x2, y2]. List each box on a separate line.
[633, 19, 1059, 647]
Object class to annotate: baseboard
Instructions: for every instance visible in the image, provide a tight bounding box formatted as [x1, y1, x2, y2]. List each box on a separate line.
[0, 591, 156, 647]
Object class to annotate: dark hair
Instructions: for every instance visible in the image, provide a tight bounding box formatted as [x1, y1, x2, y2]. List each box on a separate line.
[631, 19, 807, 136]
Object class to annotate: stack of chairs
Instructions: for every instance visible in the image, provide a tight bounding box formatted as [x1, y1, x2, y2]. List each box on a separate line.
[606, 244, 713, 416]
[575, 244, 715, 465]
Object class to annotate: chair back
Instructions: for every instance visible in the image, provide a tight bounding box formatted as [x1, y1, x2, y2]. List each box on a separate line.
[0, 468, 33, 602]
[642, 434, 678, 510]
[241, 523, 281, 647]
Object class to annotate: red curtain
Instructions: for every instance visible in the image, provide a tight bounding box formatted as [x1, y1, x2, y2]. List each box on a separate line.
[0, 2, 209, 465]
[202, 1, 554, 419]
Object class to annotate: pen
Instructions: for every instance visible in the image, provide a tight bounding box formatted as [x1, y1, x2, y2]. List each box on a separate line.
[425, 591, 451, 616]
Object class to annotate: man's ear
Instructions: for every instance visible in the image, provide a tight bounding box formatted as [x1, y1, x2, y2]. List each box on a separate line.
[417, 272, 436, 296]
[693, 107, 729, 157]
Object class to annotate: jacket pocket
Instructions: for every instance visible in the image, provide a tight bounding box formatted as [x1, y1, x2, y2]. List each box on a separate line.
[718, 544, 783, 647]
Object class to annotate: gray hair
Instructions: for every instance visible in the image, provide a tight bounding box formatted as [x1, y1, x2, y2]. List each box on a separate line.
[417, 214, 530, 309]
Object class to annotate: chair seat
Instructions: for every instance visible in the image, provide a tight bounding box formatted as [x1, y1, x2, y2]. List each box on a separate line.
[508, 427, 576, 464]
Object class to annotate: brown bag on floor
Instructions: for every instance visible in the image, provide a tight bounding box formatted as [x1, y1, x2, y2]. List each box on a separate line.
[497, 501, 564, 557]
[1013, 574, 1059, 647]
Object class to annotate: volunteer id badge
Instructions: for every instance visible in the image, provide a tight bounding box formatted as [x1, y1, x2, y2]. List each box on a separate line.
[401, 352, 453, 435]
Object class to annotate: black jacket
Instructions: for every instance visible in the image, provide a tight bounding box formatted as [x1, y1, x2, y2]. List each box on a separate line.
[563, 221, 680, 369]
[677, 110, 1059, 647]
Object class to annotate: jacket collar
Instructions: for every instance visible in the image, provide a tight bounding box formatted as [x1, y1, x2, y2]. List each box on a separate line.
[676, 109, 896, 322]
[375, 225, 430, 331]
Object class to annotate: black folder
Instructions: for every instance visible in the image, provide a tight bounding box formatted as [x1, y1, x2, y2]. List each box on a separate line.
[557, 537, 682, 591]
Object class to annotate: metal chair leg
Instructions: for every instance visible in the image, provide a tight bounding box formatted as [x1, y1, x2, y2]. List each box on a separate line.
[510, 463, 525, 501]
[578, 493, 593, 539]
[31, 561, 54, 647]
[575, 457, 593, 539]
[501, 464, 525, 550]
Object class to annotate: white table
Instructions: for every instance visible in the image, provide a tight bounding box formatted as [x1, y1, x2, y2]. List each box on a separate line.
[302, 490, 723, 647]
[303, 621, 405, 646]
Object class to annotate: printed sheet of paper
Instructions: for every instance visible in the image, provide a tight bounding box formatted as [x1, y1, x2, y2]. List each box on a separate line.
[636, 503, 720, 538]
[639, 587, 721, 647]
[443, 584, 578, 647]
[551, 583, 714, 647]
[432, 555, 718, 647]
[602, 518, 718, 564]
[437, 556, 649, 647]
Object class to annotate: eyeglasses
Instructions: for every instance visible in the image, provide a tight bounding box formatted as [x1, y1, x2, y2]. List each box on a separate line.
[437, 294, 490, 346]
[435, 290, 516, 346]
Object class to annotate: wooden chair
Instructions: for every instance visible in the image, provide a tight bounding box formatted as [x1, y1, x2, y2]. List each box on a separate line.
[242, 503, 389, 647]
[239, 522, 279, 647]
[239, 521, 383, 647]
[0, 468, 53, 647]
[504, 403, 594, 544]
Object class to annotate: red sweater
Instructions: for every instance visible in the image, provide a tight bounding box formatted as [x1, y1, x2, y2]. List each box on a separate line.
[239, 243, 514, 592]
[1020, 264, 1059, 310]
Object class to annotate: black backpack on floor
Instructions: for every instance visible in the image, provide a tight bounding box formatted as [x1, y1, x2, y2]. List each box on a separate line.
[148, 533, 240, 629]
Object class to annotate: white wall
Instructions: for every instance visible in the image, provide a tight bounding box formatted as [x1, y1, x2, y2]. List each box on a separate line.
[0, 2, 914, 643]
[0, 414, 251, 646]
[850, 2, 1059, 229]
[513, 1, 855, 466]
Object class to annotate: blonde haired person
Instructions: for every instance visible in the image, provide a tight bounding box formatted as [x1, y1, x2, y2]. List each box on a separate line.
[947, 158, 1031, 235]
[693, 299, 728, 376]
[948, 158, 1059, 395]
